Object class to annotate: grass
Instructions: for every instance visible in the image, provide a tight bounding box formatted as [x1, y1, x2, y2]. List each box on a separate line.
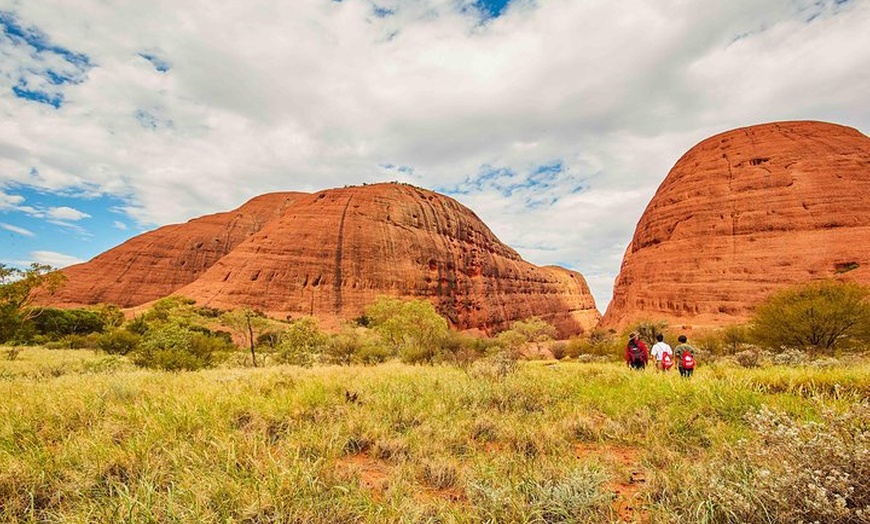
[1, 347, 868, 523]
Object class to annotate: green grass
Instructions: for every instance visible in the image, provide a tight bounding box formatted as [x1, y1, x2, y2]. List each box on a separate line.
[1, 348, 868, 523]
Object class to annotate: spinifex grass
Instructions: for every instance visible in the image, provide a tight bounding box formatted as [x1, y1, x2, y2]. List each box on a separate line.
[1, 348, 868, 523]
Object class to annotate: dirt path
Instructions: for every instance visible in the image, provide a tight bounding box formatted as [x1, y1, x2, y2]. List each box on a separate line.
[575, 443, 648, 523]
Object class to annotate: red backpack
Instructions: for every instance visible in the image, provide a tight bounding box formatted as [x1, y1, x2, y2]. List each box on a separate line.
[661, 352, 674, 370]
[680, 350, 695, 370]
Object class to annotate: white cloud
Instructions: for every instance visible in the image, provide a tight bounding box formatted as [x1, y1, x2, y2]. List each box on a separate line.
[0, 222, 34, 237]
[0, 191, 25, 210]
[0, 0, 868, 308]
[29, 250, 84, 268]
[112, 220, 127, 230]
[45, 206, 90, 221]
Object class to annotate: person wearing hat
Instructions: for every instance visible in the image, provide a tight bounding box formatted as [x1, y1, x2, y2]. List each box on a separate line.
[624, 331, 649, 370]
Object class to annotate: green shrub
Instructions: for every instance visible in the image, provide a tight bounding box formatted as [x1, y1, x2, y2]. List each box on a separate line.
[626, 319, 668, 348]
[364, 296, 449, 363]
[29, 307, 107, 339]
[97, 329, 141, 355]
[494, 317, 557, 359]
[322, 326, 387, 365]
[750, 280, 870, 355]
[132, 321, 227, 371]
[564, 328, 620, 359]
[126, 315, 149, 335]
[275, 317, 327, 366]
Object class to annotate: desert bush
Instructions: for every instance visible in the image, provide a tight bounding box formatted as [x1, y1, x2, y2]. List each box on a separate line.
[751, 280, 870, 355]
[671, 405, 870, 523]
[125, 315, 149, 335]
[4, 347, 20, 361]
[495, 317, 557, 356]
[468, 351, 518, 380]
[256, 331, 282, 350]
[28, 307, 107, 339]
[733, 348, 761, 368]
[565, 328, 620, 359]
[132, 321, 228, 371]
[274, 316, 327, 366]
[470, 466, 611, 523]
[97, 329, 141, 355]
[550, 341, 567, 360]
[626, 319, 668, 348]
[364, 296, 449, 363]
[721, 325, 751, 354]
[771, 348, 809, 366]
[322, 325, 387, 365]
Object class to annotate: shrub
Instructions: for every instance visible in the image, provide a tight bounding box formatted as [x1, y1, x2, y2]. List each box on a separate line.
[29, 307, 107, 339]
[722, 325, 751, 354]
[364, 296, 449, 363]
[564, 328, 620, 359]
[132, 321, 227, 371]
[495, 317, 557, 359]
[126, 315, 149, 335]
[750, 280, 870, 355]
[322, 325, 384, 365]
[275, 317, 327, 366]
[626, 319, 668, 348]
[98, 329, 141, 355]
[674, 405, 870, 523]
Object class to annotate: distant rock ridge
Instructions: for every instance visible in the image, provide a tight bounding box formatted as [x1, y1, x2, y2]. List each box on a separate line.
[601, 120, 870, 329]
[49, 183, 600, 337]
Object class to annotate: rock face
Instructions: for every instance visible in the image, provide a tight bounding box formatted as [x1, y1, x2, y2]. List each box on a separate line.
[601, 121, 870, 330]
[51, 183, 600, 337]
[50, 193, 306, 308]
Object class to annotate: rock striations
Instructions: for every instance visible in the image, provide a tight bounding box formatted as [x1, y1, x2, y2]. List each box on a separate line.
[601, 121, 870, 330]
[51, 183, 600, 337]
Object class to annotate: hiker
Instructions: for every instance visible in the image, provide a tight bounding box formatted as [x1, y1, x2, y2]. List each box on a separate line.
[651, 333, 673, 371]
[674, 335, 697, 378]
[624, 332, 649, 370]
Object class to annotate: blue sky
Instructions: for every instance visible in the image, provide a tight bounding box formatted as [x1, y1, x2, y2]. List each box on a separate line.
[1, 0, 868, 309]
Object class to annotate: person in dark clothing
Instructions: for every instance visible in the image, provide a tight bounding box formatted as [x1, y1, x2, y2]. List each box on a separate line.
[674, 334, 697, 378]
[624, 331, 649, 370]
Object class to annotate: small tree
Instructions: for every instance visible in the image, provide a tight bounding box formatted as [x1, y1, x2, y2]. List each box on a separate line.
[496, 317, 557, 358]
[0, 263, 66, 342]
[220, 308, 270, 367]
[750, 280, 870, 355]
[364, 296, 449, 363]
[275, 316, 327, 366]
[626, 320, 668, 349]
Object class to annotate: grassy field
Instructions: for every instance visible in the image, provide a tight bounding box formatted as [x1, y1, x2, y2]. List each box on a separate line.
[1, 347, 868, 523]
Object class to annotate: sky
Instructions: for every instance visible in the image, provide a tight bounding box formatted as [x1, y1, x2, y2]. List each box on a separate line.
[0, 0, 868, 311]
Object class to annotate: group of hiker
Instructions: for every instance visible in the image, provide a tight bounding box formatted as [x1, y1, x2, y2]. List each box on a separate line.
[624, 332, 696, 377]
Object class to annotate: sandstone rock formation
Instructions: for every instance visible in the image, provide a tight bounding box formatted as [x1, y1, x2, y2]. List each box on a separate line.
[601, 121, 870, 330]
[51, 183, 600, 337]
[50, 192, 306, 308]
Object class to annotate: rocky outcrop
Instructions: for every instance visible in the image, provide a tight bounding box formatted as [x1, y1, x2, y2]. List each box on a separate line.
[176, 184, 599, 336]
[601, 121, 870, 330]
[49, 192, 306, 308]
[50, 183, 600, 337]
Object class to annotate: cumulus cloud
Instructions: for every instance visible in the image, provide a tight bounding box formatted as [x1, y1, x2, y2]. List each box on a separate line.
[0, 0, 867, 307]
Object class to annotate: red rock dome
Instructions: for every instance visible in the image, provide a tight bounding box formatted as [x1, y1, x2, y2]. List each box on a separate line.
[601, 121, 870, 330]
[49, 183, 600, 337]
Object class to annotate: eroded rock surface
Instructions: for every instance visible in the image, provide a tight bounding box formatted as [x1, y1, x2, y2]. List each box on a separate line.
[49, 193, 305, 308]
[50, 183, 600, 337]
[602, 121, 870, 329]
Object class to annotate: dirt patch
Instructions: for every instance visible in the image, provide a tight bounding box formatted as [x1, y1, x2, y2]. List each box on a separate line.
[337, 453, 391, 500]
[575, 443, 648, 523]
